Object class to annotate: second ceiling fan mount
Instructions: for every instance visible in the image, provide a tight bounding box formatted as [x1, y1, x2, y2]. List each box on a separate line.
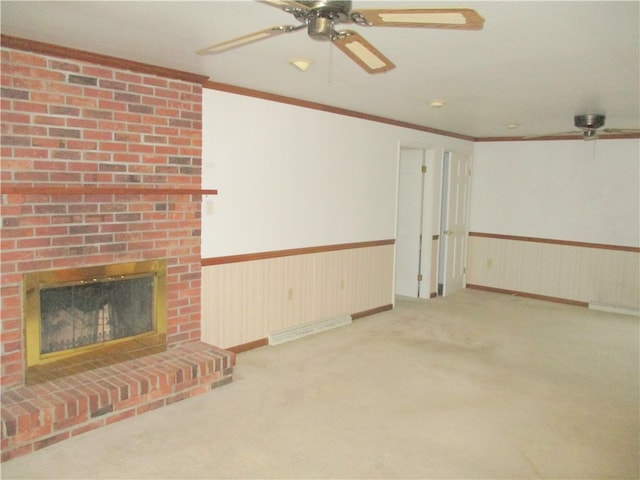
[197, 0, 485, 74]
[527, 114, 640, 141]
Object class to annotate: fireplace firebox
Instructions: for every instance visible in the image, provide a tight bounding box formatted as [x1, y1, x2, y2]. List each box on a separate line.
[23, 259, 167, 385]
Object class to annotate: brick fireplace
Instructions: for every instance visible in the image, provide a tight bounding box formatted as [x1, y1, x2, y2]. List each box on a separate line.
[1, 37, 234, 461]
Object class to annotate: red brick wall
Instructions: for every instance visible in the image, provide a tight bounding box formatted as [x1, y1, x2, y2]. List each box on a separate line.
[1, 45, 205, 388]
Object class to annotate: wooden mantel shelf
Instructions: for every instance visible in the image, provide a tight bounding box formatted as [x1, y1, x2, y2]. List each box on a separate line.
[1, 186, 217, 196]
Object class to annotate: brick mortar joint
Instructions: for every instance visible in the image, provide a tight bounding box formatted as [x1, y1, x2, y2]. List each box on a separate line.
[1, 369, 234, 447]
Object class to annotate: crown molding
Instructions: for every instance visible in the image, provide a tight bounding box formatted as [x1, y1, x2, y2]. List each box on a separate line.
[3, 34, 637, 142]
[204, 81, 475, 141]
[1, 34, 209, 84]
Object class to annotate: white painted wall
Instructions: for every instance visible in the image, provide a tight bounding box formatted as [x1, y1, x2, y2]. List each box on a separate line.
[201, 88, 472, 258]
[470, 139, 640, 247]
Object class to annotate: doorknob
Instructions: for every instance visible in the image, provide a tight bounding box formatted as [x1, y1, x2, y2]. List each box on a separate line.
[444, 230, 454, 235]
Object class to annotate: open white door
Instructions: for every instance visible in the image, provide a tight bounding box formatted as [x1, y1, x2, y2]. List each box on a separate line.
[395, 148, 425, 297]
[440, 151, 472, 297]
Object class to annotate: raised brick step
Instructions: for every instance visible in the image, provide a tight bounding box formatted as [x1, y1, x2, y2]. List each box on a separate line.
[1, 341, 235, 462]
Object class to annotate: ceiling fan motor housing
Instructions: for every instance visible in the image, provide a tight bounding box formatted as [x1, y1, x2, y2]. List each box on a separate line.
[298, 1, 352, 41]
[297, 0, 352, 18]
[574, 114, 605, 130]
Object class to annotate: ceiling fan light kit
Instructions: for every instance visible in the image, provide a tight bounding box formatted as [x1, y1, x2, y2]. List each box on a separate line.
[197, 0, 485, 74]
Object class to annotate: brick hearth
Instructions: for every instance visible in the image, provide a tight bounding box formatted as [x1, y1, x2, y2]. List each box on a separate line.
[1, 342, 235, 462]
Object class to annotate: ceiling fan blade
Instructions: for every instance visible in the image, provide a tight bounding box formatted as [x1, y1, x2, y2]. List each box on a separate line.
[351, 8, 485, 30]
[332, 30, 395, 74]
[196, 24, 304, 55]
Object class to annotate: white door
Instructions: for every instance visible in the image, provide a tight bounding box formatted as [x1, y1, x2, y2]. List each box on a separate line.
[440, 151, 472, 296]
[395, 148, 425, 297]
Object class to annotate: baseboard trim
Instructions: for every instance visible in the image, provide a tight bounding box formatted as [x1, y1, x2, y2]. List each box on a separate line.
[226, 338, 268, 354]
[466, 284, 588, 307]
[351, 304, 393, 320]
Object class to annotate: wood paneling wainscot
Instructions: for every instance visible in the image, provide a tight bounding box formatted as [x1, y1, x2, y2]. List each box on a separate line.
[201, 241, 395, 349]
[467, 233, 640, 308]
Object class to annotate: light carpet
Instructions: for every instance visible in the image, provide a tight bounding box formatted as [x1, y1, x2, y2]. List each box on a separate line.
[2, 289, 638, 479]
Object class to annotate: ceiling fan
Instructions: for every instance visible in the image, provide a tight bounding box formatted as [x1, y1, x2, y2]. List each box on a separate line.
[196, 0, 485, 74]
[529, 114, 640, 141]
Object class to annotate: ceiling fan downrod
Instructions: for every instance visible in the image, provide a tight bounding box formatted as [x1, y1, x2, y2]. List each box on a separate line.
[308, 16, 334, 41]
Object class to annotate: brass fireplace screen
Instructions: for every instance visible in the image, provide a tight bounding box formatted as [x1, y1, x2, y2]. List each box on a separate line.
[24, 259, 167, 376]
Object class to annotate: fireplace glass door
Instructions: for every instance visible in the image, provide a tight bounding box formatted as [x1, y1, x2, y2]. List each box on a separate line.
[40, 275, 154, 354]
[24, 259, 167, 375]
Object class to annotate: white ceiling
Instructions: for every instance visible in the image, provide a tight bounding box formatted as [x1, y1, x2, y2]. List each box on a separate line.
[2, 1, 639, 139]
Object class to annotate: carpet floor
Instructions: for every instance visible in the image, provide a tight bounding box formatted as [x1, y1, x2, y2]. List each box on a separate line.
[2, 289, 638, 479]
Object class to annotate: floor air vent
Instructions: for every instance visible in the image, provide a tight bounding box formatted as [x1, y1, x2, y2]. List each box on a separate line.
[268, 314, 352, 346]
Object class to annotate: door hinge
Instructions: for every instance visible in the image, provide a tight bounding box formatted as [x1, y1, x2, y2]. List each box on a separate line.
[417, 273, 423, 281]
[421, 165, 427, 174]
